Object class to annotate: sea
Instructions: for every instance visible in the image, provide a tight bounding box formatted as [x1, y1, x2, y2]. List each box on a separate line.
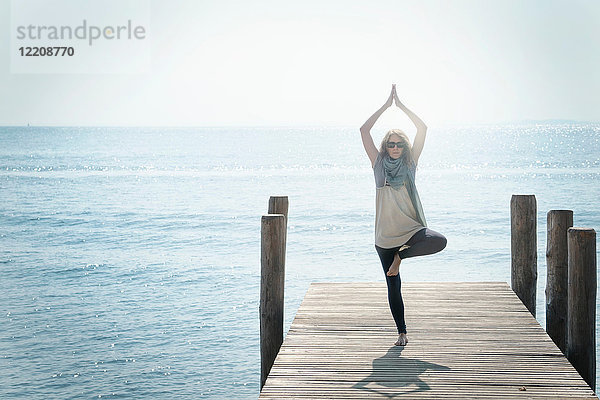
[1, 123, 599, 398]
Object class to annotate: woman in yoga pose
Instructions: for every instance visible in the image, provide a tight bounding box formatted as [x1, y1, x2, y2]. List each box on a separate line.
[360, 84, 447, 346]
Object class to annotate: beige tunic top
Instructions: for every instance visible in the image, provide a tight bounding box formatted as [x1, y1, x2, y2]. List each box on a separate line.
[375, 182, 426, 249]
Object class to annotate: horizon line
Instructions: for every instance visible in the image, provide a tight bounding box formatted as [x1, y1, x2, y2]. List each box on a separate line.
[0, 119, 598, 129]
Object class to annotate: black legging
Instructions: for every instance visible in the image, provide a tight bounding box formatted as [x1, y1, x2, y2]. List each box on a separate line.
[375, 228, 447, 334]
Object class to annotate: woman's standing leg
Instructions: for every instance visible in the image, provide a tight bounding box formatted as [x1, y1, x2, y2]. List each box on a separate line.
[375, 245, 407, 334]
[398, 228, 447, 260]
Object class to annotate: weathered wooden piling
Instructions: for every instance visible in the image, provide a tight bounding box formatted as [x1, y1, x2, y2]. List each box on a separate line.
[545, 210, 573, 354]
[510, 194, 537, 316]
[268, 196, 289, 269]
[260, 214, 286, 390]
[566, 227, 597, 391]
[260, 196, 289, 391]
[268, 196, 289, 221]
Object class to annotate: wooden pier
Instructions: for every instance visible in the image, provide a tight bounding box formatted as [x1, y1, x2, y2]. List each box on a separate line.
[259, 281, 598, 399]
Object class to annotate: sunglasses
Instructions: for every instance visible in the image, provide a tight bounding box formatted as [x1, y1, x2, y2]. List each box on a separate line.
[386, 141, 404, 149]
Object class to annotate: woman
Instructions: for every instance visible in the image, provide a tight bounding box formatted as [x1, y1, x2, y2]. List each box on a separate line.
[360, 84, 447, 346]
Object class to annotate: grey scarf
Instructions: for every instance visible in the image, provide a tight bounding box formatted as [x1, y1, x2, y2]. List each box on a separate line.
[374, 153, 427, 227]
[382, 154, 413, 189]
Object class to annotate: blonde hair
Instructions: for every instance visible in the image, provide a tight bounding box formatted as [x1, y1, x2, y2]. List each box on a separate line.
[379, 129, 415, 167]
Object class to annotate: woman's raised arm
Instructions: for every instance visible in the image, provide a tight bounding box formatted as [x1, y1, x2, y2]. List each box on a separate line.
[360, 85, 395, 167]
[394, 91, 427, 164]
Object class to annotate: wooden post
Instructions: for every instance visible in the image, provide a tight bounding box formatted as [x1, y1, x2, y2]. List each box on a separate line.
[260, 213, 286, 391]
[510, 194, 537, 317]
[566, 227, 597, 391]
[545, 210, 573, 354]
[268, 196, 289, 270]
[268, 196, 289, 221]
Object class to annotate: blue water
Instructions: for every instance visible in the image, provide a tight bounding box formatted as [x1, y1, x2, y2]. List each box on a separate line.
[1, 124, 599, 398]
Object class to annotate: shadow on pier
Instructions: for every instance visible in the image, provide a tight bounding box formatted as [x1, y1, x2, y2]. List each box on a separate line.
[352, 345, 451, 398]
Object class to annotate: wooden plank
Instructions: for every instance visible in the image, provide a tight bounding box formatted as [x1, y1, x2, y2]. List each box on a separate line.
[259, 282, 598, 399]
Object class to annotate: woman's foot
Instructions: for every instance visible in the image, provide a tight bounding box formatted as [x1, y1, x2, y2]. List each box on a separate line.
[395, 333, 408, 346]
[386, 252, 401, 277]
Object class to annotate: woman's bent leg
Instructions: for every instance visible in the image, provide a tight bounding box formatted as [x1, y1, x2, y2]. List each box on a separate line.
[398, 228, 447, 260]
[375, 245, 407, 334]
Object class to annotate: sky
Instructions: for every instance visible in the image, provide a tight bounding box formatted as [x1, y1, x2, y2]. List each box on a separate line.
[1, 0, 599, 127]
